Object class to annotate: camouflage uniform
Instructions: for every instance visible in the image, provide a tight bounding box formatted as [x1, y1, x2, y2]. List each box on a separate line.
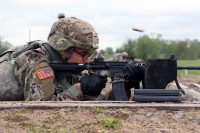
[96, 50, 106, 60]
[0, 15, 100, 101]
[0, 41, 82, 101]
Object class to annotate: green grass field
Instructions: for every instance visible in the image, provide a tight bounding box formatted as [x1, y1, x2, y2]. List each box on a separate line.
[177, 60, 200, 77]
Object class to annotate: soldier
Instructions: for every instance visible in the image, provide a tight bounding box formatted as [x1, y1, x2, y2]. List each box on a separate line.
[121, 52, 129, 61]
[0, 13, 144, 101]
[113, 52, 129, 62]
[95, 49, 106, 60]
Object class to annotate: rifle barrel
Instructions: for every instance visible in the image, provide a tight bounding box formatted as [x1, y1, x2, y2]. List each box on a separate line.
[177, 66, 200, 70]
[50, 63, 87, 71]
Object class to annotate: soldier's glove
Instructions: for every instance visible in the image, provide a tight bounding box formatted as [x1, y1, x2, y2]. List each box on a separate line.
[124, 63, 145, 90]
[80, 74, 107, 96]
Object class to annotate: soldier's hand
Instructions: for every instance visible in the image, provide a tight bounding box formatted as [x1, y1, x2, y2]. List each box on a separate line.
[124, 63, 145, 89]
[80, 74, 107, 96]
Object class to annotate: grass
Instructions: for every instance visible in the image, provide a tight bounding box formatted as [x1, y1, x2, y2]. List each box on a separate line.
[90, 107, 104, 113]
[101, 117, 119, 129]
[20, 122, 51, 132]
[177, 60, 200, 77]
[48, 113, 65, 121]
[76, 105, 81, 113]
[20, 122, 71, 133]
[9, 108, 30, 114]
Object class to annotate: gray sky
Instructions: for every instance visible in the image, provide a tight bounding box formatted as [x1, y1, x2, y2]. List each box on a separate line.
[0, 0, 200, 50]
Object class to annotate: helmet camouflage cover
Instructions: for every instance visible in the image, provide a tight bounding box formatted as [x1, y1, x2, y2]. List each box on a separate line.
[121, 52, 128, 57]
[48, 14, 99, 52]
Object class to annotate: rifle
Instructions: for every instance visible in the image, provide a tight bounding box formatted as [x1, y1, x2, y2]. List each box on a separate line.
[50, 58, 130, 101]
[50, 56, 200, 102]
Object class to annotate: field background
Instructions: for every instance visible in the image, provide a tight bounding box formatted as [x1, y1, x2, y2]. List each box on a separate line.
[178, 60, 200, 77]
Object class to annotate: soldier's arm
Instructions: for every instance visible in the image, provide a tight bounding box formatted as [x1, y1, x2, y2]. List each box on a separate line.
[12, 49, 56, 101]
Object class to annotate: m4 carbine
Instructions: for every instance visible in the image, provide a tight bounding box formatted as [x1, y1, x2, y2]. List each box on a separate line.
[50, 56, 200, 102]
[50, 58, 130, 101]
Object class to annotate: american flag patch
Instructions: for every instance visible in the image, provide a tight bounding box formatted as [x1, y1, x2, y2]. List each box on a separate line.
[36, 68, 54, 80]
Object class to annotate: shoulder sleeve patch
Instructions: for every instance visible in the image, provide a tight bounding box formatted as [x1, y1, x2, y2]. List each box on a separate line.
[36, 67, 54, 80]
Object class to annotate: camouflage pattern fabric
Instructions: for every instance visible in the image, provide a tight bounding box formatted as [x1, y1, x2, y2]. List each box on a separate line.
[0, 53, 23, 100]
[0, 44, 111, 101]
[113, 52, 129, 62]
[48, 17, 99, 52]
[0, 47, 84, 101]
[11, 48, 54, 100]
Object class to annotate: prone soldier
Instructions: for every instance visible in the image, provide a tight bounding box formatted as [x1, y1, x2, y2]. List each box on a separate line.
[0, 13, 144, 101]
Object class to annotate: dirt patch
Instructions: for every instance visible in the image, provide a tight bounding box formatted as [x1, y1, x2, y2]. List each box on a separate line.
[0, 107, 199, 133]
[4, 115, 29, 123]
[0, 78, 199, 132]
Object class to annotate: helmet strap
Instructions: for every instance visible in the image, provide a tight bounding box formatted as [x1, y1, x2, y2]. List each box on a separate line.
[62, 47, 74, 62]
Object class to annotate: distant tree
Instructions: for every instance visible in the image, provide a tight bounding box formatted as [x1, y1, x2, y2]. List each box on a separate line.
[162, 39, 200, 59]
[118, 35, 200, 60]
[103, 47, 113, 60]
[105, 47, 114, 55]
[120, 39, 136, 58]
[135, 35, 162, 60]
[181, 40, 200, 59]
[162, 40, 177, 58]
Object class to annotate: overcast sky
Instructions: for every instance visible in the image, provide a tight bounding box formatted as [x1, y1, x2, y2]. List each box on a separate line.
[0, 0, 200, 50]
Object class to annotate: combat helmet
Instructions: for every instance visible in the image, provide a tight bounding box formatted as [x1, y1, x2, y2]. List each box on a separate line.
[48, 13, 99, 52]
[121, 52, 128, 57]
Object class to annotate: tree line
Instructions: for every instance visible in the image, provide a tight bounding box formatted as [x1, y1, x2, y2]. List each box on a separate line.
[104, 34, 200, 60]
